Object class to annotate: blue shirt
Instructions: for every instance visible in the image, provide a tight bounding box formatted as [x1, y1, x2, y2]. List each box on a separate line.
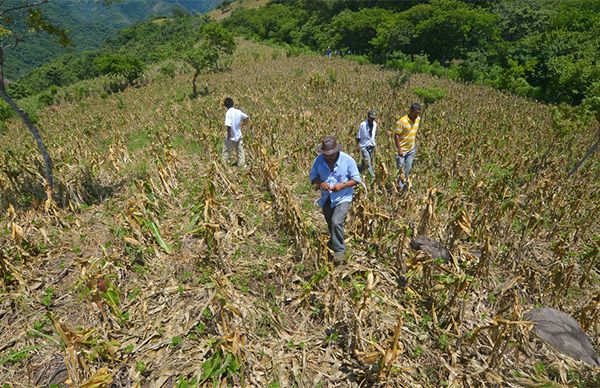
[309, 152, 361, 208]
[357, 120, 377, 148]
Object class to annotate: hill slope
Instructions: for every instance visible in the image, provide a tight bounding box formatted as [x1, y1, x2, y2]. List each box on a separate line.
[3, 0, 222, 79]
[0, 41, 598, 386]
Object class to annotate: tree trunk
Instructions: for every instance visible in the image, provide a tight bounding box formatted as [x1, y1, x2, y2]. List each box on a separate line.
[192, 69, 199, 98]
[0, 47, 54, 189]
[0, 87, 54, 188]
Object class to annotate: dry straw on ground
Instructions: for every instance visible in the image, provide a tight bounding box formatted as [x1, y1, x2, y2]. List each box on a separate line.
[0, 40, 598, 386]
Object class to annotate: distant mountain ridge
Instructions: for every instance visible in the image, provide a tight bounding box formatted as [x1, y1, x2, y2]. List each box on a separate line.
[4, 0, 223, 79]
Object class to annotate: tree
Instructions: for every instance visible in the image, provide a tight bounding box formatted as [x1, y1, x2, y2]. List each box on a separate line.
[0, 0, 72, 190]
[328, 8, 391, 55]
[94, 53, 145, 83]
[0, 0, 115, 191]
[182, 22, 234, 98]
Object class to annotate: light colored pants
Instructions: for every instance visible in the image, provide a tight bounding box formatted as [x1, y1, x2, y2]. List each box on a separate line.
[222, 138, 245, 167]
[322, 199, 350, 254]
[396, 147, 416, 189]
[359, 145, 376, 178]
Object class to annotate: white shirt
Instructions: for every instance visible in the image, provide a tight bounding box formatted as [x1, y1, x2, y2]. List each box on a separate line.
[224, 107, 249, 141]
[357, 119, 377, 148]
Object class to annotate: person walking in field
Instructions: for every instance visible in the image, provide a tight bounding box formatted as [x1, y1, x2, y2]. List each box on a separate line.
[222, 97, 249, 168]
[310, 136, 361, 264]
[356, 109, 378, 179]
[394, 103, 422, 190]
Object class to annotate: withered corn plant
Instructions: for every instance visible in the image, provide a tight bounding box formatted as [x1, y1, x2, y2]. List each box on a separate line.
[0, 40, 598, 386]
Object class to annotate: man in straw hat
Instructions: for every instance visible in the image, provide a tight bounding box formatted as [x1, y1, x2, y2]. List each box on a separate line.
[356, 109, 378, 179]
[310, 136, 361, 264]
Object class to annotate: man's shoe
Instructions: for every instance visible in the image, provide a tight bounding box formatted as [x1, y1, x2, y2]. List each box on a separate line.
[333, 252, 346, 265]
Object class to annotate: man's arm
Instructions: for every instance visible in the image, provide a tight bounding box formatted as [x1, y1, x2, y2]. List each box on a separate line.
[310, 159, 331, 191]
[332, 179, 358, 192]
[394, 133, 403, 156]
[226, 125, 232, 139]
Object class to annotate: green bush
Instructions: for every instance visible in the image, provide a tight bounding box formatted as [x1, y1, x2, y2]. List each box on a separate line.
[413, 87, 447, 105]
[38, 92, 55, 107]
[159, 62, 176, 79]
[0, 100, 15, 121]
[94, 54, 145, 84]
[347, 55, 370, 65]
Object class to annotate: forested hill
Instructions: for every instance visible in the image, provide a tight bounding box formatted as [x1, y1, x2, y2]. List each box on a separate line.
[3, 0, 222, 80]
[222, 0, 600, 108]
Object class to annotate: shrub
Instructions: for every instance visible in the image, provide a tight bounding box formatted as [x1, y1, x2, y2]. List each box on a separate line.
[38, 92, 54, 107]
[0, 99, 15, 121]
[413, 87, 447, 105]
[7, 82, 30, 99]
[94, 54, 145, 84]
[347, 55, 370, 65]
[159, 62, 176, 79]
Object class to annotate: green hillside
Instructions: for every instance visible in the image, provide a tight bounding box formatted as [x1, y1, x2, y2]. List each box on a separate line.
[2, 0, 222, 80]
[0, 38, 598, 385]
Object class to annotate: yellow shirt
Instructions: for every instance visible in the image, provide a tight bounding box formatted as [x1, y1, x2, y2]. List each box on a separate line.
[395, 115, 420, 154]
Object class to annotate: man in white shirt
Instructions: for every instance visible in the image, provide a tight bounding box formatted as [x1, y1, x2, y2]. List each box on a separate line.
[222, 97, 249, 168]
[356, 109, 377, 179]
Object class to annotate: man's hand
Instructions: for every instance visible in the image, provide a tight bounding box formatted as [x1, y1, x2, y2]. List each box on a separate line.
[331, 183, 346, 192]
[320, 182, 332, 191]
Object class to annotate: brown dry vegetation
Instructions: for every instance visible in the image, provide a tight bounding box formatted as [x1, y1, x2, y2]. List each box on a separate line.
[0, 40, 599, 386]
[207, 0, 269, 21]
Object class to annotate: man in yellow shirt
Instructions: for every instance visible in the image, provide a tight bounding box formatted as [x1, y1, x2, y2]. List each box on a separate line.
[394, 103, 421, 190]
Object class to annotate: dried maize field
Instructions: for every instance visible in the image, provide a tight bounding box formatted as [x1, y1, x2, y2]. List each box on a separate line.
[0, 40, 598, 387]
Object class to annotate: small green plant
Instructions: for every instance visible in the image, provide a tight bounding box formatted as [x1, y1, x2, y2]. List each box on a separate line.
[136, 360, 146, 374]
[0, 345, 40, 365]
[175, 376, 198, 388]
[413, 345, 423, 358]
[437, 334, 449, 349]
[41, 287, 55, 308]
[199, 347, 241, 385]
[171, 336, 183, 347]
[324, 331, 339, 345]
[534, 362, 546, 374]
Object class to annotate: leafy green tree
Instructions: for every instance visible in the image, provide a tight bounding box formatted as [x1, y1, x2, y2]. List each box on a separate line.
[328, 8, 391, 55]
[94, 53, 145, 84]
[379, 0, 501, 64]
[183, 22, 235, 98]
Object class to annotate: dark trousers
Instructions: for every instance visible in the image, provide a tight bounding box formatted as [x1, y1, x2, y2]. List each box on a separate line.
[322, 199, 350, 254]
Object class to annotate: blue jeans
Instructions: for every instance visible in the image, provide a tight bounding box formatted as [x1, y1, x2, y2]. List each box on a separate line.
[396, 147, 416, 189]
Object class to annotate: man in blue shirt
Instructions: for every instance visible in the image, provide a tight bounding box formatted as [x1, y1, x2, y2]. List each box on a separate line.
[310, 136, 361, 264]
[356, 109, 377, 179]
